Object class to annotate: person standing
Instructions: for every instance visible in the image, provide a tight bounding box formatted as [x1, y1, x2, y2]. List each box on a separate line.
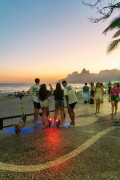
[53, 83, 65, 126]
[82, 83, 89, 104]
[108, 81, 112, 102]
[100, 83, 104, 103]
[39, 84, 53, 128]
[90, 82, 95, 99]
[94, 82, 104, 114]
[28, 78, 41, 122]
[89, 82, 95, 104]
[62, 80, 77, 127]
[110, 83, 120, 116]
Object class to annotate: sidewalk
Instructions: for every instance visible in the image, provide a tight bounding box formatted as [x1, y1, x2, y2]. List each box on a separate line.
[0, 95, 120, 180]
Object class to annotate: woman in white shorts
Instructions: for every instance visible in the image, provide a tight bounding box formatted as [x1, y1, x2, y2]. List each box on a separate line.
[39, 84, 53, 127]
[94, 82, 104, 114]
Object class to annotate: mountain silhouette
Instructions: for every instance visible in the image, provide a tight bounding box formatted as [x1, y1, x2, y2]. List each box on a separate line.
[58, 68, 120, 83]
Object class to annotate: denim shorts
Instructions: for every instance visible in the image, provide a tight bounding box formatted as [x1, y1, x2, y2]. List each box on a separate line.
[55, 100, 64, 107]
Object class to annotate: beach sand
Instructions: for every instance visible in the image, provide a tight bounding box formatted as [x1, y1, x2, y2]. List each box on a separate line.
[0, 91, 83, 128]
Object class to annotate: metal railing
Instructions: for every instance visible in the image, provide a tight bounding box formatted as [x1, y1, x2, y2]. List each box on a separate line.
[0, 109, 56, 130]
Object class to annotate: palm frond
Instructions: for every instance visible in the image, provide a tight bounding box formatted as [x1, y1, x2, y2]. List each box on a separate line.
[103, 17, 120, 35]
[113, 30, 120, 38]
[107, 39, 120, 53]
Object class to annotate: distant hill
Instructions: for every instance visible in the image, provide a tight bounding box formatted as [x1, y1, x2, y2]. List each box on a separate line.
[58, 68, 120, 83]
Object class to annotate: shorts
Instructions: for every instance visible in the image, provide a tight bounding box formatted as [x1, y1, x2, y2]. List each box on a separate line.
[55, 100, 64, 107]
[69, 102, 77, 110]
[40, 99, 50, 108]
[94, 94, 103, 101]
[111, 95, 119, 102]
[33, 102, 41, 109]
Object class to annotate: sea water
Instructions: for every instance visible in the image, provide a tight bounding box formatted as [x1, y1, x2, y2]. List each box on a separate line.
[0, 83, 83, 93]
[0, 84, 32, 93]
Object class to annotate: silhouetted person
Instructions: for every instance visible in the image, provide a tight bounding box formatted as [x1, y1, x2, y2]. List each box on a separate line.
[28, 78, 41, 122]
[62, 80, 77, 127]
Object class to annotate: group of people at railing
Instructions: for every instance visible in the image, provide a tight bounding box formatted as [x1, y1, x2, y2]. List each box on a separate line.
[28, 78, 77, 128]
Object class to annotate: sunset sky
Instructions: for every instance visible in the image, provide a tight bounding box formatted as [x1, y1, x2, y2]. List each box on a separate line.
[0, 0, 120, 84]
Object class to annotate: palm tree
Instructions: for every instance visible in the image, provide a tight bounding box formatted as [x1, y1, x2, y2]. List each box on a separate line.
[103, 17, 120, 53]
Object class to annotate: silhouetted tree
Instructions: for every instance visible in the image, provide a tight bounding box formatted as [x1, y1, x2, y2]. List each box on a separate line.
[103, 16, 120, 53]
[83, 0, 120, 53]
[82, 0, 120, 23]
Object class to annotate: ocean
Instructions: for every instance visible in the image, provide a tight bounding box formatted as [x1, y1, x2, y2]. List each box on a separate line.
[0, 84, 32, 93]
[0, 83, 84, 93]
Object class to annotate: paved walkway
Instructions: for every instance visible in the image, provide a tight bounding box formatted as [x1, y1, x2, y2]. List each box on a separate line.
[0, 95, 120, 180]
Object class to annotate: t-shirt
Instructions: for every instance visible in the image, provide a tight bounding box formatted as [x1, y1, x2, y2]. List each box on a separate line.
[111, 87, 120, 96]
[53, 89, 64, 100]
[29, 84, 40, 103]
[83, 86, 89, 92]
[64, 85, 77, 104]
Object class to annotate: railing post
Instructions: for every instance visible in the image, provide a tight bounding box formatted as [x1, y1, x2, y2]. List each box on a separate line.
[0, 119, 3, 130]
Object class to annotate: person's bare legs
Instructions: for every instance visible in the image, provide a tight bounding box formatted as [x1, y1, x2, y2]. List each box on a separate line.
[95, 99, 98, 113]
[42, 107, 48, 127]
[98, 100, 100, 113]
[54, 107, 59, 124]
[68, 107, 75, 125]
[34, 109, 39, 122]
[115, 101, 118, 115]
[111, 101, 115, 116]
[60, 106, 65, 126]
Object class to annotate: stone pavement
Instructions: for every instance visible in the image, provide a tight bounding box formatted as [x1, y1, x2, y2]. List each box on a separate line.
[0, 95, 120, 180]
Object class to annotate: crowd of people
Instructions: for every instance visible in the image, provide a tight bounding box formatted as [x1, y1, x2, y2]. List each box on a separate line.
[82, 81, 120, 116]
[28, 78, 120, 128]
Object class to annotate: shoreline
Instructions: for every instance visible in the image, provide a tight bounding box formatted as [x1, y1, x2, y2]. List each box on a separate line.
[0, 91, 29, 98]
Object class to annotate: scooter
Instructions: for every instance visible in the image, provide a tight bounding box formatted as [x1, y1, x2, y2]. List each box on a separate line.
[15, 93, 26, 134]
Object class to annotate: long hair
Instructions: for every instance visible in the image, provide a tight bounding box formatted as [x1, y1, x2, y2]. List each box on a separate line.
[55, 83, 62, 91]
[39, 84, 48, 101]
[53, 83, 63, 99]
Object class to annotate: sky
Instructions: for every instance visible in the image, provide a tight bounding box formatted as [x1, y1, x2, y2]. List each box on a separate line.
[0, 0, 120, 84]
